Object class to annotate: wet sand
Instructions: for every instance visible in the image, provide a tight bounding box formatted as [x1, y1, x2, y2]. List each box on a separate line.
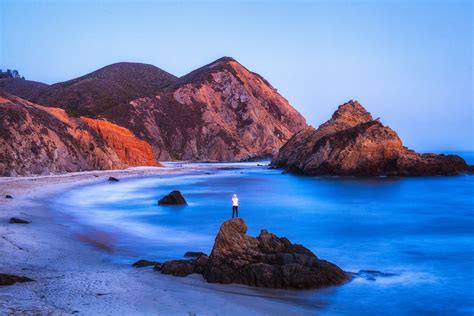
[0, 167, 311, 315]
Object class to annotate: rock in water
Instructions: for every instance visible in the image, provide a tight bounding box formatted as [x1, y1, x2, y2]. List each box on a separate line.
[272, 100, 473, 176]
[132, 259, 161, 268]
[158, 219, 348, 289]
[9, 217, 31, 224]
[5, 195, 12, 199]
[184, 251, 207, 258]
[0, 273, 34, 285]
[158, 190, 187, 205]
[108, 177, 120, 182]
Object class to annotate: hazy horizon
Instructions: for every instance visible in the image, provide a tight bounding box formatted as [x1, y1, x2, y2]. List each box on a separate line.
[1, 0, 472, 151]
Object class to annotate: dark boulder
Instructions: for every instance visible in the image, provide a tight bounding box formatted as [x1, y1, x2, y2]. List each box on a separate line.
[132, 259, 161, 268]
[184, 251, 207, 258]
[0, 273, 34, 285]
[160, 255, 209, 277]
[108, 176, 120, 182]
[161, 260, 197, 277]
[5, 195, 12, 199]
[9, 217, 31, 224]
[158, 190, 187, 205]
[158, 218, 348, 289]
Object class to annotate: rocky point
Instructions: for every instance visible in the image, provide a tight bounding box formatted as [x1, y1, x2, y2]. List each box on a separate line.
[271, 100, 473, 176]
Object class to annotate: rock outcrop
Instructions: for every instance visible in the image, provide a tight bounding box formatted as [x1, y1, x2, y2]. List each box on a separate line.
[81, 117, 161, 167]
[0, 93, 160, 176]
[272, 100, 473, 176]
[158, 190, 187, 205]
[158, 218, 348, 289]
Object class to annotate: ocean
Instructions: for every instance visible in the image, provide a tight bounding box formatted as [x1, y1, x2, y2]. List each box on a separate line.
[52, 152, 474, 315]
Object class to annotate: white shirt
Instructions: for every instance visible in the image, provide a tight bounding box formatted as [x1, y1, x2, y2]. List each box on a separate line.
[232, 197, 239, 207]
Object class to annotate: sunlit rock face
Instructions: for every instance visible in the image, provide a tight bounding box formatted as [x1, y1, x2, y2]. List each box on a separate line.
[101, 57, 307, 161]
[272, 100, 473, 176]
[0, 58, 307, 162]
[0, 93, 159, 176]
[80, 117, 160, 167]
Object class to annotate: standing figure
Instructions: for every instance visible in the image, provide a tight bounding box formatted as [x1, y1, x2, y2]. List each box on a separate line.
[232, 193, 239, 218]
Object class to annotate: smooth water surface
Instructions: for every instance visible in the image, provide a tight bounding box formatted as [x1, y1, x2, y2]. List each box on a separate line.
[52, 153, 474, 315]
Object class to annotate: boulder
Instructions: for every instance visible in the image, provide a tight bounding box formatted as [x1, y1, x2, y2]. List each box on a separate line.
[9, 217, 31, 224]
[132, 259, 161, 268]
[161, 260, 197, 277]
[5, 195, 12, 199]
[108, 176, 120, 182]
[158, 218, 348, 289]
[158, 190, 187, 205]
[0, 273, 34, 285]
[160, 255, 209, 277]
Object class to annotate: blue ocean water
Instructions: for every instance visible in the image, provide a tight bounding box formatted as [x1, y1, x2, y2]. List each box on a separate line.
[52, 152, 474, 315]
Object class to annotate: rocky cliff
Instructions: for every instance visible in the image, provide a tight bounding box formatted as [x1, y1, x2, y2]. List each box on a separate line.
[101, 57, 307, 160]
[0, 58, 307, 161]
[0, 93, 159, 176]
[272, 100, 473, 176]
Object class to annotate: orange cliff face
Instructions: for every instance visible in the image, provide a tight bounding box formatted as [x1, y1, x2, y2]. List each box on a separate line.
[0, 92, 160, 176]
[101, 57, 307, 161]
[80, 117, 161, 167]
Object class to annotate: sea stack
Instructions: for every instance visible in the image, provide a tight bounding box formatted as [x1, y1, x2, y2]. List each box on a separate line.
[272, 100, 473, 176]
[158, 190, 187, 205]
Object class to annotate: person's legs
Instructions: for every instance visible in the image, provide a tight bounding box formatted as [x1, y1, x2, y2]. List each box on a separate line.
[236, 206, 239, 218]
[232, 206, 236, 218]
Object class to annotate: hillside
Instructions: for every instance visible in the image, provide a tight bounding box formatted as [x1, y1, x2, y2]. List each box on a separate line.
[0, 58, 307, 161]
[101, 57, 307, 160]
[0, 92, 159, 176]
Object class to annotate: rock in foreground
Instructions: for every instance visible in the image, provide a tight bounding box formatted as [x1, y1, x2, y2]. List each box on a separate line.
[9, 217, 31, 224]
[132, 259, 161, 268]
[0, 273, 34, 286]
[159, 218, 348, 289]
[158, 190, 187, 205]
[272, 100, 473, 176]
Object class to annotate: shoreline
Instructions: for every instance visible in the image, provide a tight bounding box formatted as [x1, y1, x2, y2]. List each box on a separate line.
[0, 167, 313, 315]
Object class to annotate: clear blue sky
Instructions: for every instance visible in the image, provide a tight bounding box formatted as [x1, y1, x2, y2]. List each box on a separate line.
[1, 0, 472, 151]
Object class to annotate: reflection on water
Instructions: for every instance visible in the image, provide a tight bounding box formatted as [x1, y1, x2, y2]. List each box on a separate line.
[52, 154, 474, 315]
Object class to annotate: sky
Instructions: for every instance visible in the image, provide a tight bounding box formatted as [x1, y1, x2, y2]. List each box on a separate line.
[1, 0, 472, 151]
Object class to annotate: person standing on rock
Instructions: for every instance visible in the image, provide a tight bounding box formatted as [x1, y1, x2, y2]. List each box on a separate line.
[232, 194, 239, 218]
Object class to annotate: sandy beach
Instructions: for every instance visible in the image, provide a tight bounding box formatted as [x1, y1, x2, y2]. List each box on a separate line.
[0, 167, 312, 315]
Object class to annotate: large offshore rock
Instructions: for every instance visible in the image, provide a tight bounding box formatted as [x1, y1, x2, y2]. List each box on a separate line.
[272, 100, 473, 176]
